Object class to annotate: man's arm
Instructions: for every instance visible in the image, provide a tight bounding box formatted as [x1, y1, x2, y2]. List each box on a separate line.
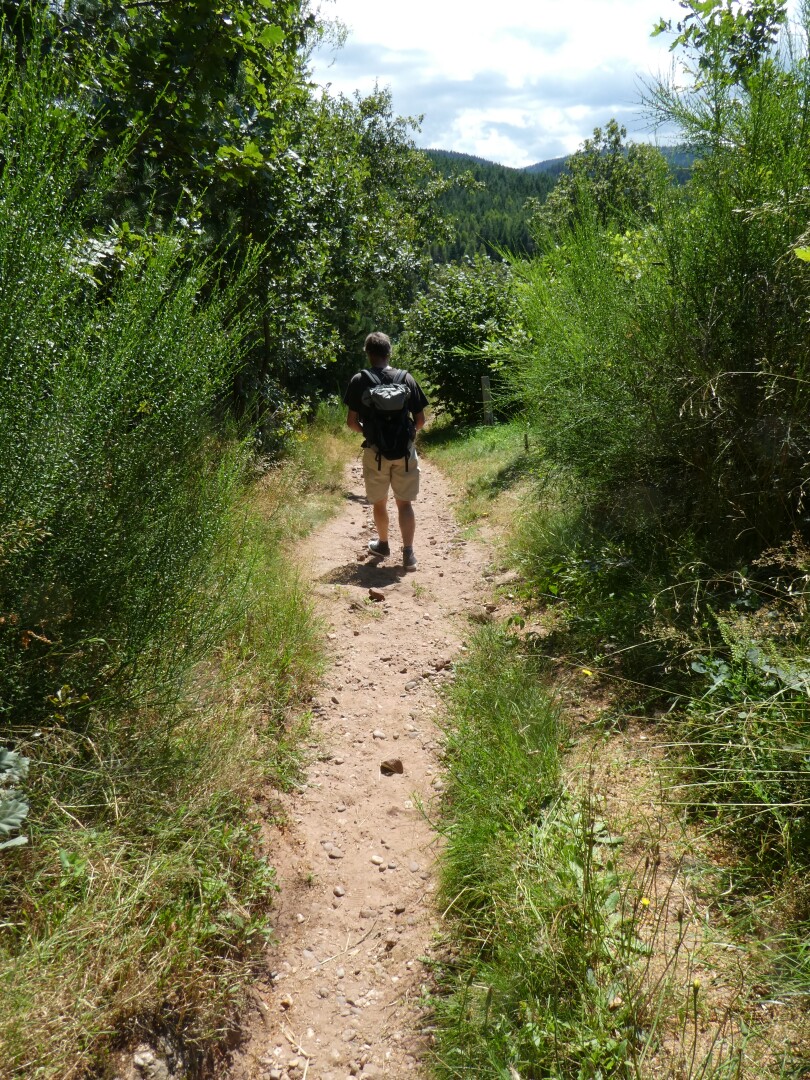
[347, 409, 364, 435]
[413, 410, 426, 432]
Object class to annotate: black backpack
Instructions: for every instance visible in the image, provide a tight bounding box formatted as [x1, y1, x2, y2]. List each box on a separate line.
[361, 369, 415, 470]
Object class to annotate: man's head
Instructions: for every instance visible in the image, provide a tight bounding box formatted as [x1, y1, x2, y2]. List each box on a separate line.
[364, 331, 391, 367]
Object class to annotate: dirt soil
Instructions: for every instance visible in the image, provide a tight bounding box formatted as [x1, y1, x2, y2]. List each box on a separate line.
[227, 454, 491, 1080]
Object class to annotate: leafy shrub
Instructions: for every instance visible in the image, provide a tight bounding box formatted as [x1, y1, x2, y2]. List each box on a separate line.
[515, 6, 810, 554]
[0, 40, 251, 725]
[398, 256, 521, 423]
[0, 750, 29, 852]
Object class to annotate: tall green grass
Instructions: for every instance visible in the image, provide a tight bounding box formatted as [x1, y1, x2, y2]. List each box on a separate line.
[514, 12, 810, 553]
[0, 486, 324, 1078]
[432, 627, 745, 1079]
[506, 8, 810, 876]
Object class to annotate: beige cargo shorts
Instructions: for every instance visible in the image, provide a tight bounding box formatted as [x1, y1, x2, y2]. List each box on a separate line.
[362, 446, 420, 503]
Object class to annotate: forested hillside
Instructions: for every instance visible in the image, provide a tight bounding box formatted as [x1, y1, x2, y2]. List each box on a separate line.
[422, 148, 556, 260]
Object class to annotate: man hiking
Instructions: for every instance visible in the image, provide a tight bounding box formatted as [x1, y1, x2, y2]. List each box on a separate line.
[344, 332, 428, 570]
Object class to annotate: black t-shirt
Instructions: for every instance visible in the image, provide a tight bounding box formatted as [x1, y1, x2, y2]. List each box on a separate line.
[343, 367, 428, 423]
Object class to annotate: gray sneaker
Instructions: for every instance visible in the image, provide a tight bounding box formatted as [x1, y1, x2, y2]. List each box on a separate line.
[368, 539, 390, 557]
[402, 546, 417, 570]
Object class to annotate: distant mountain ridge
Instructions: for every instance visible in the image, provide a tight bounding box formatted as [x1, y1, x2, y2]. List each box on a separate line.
[424, 145, 696, 179]
[525, 144, 696, 180]
[523, 155, 570, 176]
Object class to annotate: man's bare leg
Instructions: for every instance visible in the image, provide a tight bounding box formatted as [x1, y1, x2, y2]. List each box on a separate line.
[396, 499, 415, 548]
[372, 498, 389, 543]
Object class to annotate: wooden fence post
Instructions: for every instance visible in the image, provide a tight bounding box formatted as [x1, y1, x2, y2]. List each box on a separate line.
[481, 376, 493, 426]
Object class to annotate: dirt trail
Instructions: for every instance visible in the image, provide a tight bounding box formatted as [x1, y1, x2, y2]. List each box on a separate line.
[228, 454, 490, 1080]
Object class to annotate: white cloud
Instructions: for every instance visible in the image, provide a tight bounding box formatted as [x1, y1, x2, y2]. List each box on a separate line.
[312, 0, 679, 164]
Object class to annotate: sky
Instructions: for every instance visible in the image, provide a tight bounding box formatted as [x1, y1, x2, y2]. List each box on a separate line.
[309, 0, 685, 167]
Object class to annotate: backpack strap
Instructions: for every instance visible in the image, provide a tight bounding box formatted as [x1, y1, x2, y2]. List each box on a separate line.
[362, 370, 382, 468]
[392, 370, 411, 469]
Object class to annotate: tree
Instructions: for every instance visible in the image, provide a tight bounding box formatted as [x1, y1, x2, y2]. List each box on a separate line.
[529, 120, 668, 242]
[0, 2, 451, 443]
[648, 0, 787, 143]
[398, 257, 520, 424]
[1, 0, 314, 219]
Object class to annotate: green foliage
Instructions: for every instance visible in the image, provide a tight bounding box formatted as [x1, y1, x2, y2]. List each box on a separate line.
[0, 31, 324, 1072]
[529, 120, 669, 241]
[398, 256, 521, 423]
[0, 750, 29, 851]
[8, 0, 314, 217]
[2, 3, 449, 432]
[0, 446, 330, 1077]
[432, 628, 732, 1078]
[653, 0, 786, 88]
[516, 11, 810, 550]
[419, 418, 538, 527]
[647, 0, 789, 144]
[503, 3, 810, 900]
[0, 42, 251, 723]
[675, 550, 810, 866]
[422, 149, 555, 262]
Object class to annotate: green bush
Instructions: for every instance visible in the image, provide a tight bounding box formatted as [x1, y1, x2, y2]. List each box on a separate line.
[514, 7, 810, 555]
[0, 39, 251, 725]
[398, 256, 521, 423]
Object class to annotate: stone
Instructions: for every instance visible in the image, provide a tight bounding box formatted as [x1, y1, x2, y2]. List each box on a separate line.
[380, 758, 404, 776]
[404, 680, 419, 690]
[328, 848, 345, 859]
[331, 695, 340, 704]
[279, 994, 293, 1009]
[370, 855, 384, 866]
[368, 588, 385, 603]
[336, 803, 347, 813]
[132, 1049, 172, 1080]
[394, 903, 406, 914]
[333, 885, 345, 897]
[372, 729, 386, 740]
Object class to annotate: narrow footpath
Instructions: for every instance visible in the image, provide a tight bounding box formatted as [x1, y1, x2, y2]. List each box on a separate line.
[228, 454, 491, 1080]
